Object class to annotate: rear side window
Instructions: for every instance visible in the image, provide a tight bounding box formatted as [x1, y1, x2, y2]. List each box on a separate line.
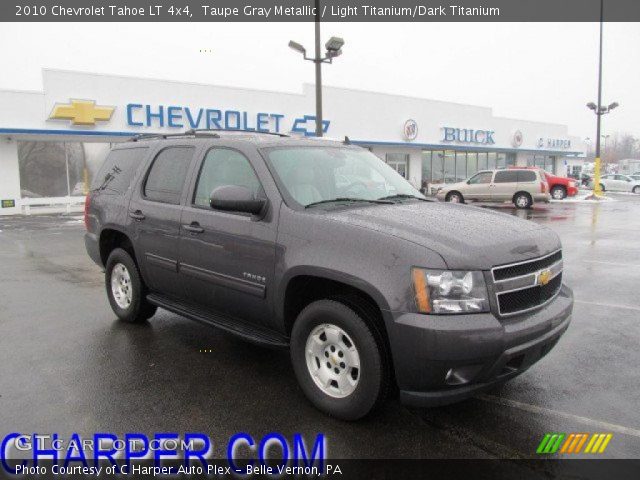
[494, 171, 518, 183]
[144, 147, 194, 204]
[92, 147, 148, 194]
[517, 170, 537, 182]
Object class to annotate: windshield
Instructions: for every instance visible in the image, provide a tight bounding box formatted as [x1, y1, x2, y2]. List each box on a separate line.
[263, 146, 424, 207]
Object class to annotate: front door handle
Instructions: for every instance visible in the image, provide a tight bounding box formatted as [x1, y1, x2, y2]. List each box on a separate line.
[183, 222, 204, 234]
[129, 210, 145, 220]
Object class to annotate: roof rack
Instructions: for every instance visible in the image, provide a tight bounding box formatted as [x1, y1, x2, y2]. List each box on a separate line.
[184, 128, 290, 138]
[129, 129, 290, 142]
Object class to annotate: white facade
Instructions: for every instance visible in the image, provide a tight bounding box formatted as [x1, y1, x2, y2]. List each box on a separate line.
[0, 69, 585, 215]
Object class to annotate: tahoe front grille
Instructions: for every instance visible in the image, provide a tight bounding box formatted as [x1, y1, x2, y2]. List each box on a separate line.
[492, 250, 563, 317]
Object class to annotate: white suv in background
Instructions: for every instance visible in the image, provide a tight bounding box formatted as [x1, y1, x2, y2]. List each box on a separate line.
[436, 169, 550, 209]
[592, 174, 640, 194]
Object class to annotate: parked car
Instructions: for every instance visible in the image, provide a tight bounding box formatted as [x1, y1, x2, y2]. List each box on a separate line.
[630, 174, 640, 182]
[435, 169, 550, 209]
[85, 131, 572, 420]
[508, 166, 578, 200]
[591, 174, 640, 193]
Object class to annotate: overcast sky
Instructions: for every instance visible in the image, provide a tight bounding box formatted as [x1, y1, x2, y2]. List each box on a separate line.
[0, 22, 638, 140]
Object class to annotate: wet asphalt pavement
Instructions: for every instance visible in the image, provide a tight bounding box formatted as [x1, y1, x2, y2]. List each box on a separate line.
[0, 193, 639, 461]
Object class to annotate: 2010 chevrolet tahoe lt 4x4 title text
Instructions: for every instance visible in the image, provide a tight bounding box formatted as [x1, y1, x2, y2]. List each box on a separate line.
[85, 130, 573, 420]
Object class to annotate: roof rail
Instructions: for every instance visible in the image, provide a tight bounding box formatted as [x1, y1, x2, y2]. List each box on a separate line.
[184, 128, 290, 138]
[128, 128, 291, 142]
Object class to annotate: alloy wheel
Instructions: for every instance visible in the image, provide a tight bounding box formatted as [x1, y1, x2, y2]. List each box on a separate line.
[305, 323, 361, 398]
[111, 263, 132, 309]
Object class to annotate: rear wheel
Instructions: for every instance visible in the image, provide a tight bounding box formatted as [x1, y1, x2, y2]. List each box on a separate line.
[445, 191, 464, 204]
[551, 186, 567, 200]
[513, 192, 533, 209]
[600, 183, 606, 192]
[633, 186, 640, 194]
[105, 248, 157, 323]
[290, 300, 388, 420]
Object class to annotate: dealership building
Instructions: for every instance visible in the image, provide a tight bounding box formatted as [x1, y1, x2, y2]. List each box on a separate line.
[0, 69, 586, 215]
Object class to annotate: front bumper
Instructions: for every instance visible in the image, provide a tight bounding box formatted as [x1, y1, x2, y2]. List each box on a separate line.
[388, 284, 573, 407]
[567, 185, 579, 196]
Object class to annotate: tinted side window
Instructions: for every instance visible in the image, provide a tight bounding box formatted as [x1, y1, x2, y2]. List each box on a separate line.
[144, 147, 194, 204]
[494, 171, 518, 183]
[517, 170, 537, 182]
[92, 147, 148, 194]
[193, 149, 262, 207]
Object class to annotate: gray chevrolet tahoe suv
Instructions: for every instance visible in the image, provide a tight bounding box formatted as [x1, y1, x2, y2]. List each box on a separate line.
[85, 130, 573, 420]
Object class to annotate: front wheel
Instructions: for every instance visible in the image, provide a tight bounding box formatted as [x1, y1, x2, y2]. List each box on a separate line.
[513, 192, 533, 209]
[290, 300, 388, 421]
[445, 191, 464, 203]
[105, 248, 157, 323]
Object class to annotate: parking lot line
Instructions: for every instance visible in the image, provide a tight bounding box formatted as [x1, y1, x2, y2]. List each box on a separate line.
[583, 260, 640, 268]
[574, 300, 640, 312]
[477, 394, 640, 438]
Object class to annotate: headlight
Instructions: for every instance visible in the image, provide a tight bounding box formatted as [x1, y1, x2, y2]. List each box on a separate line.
[411, 268, 489, 314]
[569, 181, 576, 187]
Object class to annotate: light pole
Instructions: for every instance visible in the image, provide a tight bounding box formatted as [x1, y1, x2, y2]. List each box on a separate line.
[289, 0, 344, 137]
[586, 0, 619, 198]
[601, 134, 610, 171]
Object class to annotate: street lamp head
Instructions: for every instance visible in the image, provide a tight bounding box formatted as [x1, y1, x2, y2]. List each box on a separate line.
[608, 102, 619, 110]
[586, 102, 597, 111]
[326, 49, 343, 59]
[288, 40, 306, 55]
[325, 36, 345, 52]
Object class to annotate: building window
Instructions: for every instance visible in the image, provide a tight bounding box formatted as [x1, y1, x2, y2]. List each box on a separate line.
[477, 152, 487, 171]
[17, 141, 111, 198]
[455, 151, 467, 182]
[421, 151, 432, 190]
[385, 153, 409, 179]
[467, 152, 478, 177]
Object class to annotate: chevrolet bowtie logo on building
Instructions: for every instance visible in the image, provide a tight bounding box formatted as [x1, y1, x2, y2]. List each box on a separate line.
[49, 99, 115, 126]
[537, 268, 552, 286]
[537, 432, 613, 454]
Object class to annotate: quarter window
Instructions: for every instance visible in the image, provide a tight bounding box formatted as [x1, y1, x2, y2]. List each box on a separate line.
[193, 148, 262, 208]
[144, 147, 194, 204]
[494, 171, 519, 183]
[517, 170, 537, 182]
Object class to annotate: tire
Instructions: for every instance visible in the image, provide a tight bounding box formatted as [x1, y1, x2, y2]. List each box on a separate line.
[445, 191, 464, 204]
[513, 192, 533, 209]
[290, 299, 389, 421]
[600, 184, 605, 192]
[633, 186, 640, 194]
[551, 186, 567, 200]
[105, 248, 157, 323]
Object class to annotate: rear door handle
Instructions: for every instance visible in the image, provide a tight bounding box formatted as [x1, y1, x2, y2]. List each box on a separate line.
[129, 210, 145, 220]
[183, 222, 204, 234]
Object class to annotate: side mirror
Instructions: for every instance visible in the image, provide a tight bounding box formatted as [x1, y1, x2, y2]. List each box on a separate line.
[210, 185, 266, 215]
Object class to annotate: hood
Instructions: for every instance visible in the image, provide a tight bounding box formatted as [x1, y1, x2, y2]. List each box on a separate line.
[321, 201, 561, 270]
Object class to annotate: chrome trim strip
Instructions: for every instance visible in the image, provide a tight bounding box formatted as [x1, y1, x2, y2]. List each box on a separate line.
[491, 248, 562, 282]
[493, 259, 563, 293]
[179, 263, 266, 298]
[496, 267, 562, 296]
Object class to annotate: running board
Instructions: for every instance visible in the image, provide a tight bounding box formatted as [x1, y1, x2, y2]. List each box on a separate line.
[147, 293, 289, 349]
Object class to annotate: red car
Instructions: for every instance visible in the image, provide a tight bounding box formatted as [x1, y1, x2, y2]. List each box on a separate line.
[508, 166, 578, 199]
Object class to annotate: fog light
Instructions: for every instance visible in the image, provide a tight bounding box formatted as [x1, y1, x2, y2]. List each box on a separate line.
[445, 365, 483, 386]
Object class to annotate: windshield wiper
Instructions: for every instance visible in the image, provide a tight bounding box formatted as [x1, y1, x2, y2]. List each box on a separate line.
[305, 197, 394, 208]
[377, 194, 431, 202]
